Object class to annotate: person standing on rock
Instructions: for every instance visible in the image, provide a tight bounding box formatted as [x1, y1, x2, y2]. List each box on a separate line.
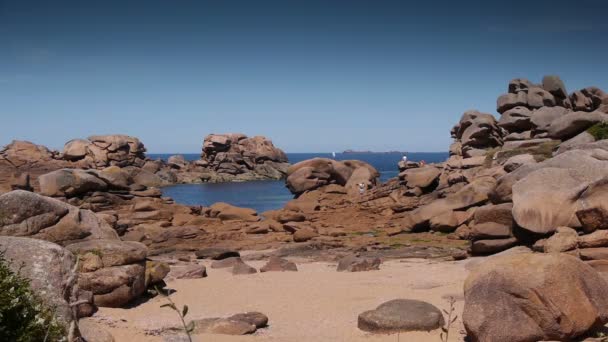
[358, 182, 366, 195]
[402, 153, 408, 163]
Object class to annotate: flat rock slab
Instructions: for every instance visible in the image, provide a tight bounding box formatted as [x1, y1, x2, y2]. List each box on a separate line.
[211, 257, 243, 269]
[195, 247, 240, 260]
[337, 254, 381, 272]
[227, 312, 269, 328]
[358, 299, 445, 333]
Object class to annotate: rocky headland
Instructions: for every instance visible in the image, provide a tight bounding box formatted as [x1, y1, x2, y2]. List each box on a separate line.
[3, 75, 608, 341]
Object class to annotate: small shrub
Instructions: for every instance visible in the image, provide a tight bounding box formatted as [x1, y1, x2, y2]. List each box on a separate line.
[439, 296, 458, 342]
[587, 122, 608, 141]
[158, 287, 193, 342]
[0, 251, 66, 341]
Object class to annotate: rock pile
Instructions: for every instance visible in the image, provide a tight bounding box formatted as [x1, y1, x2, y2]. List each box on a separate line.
[63, 135, 147, 168]
[0, 133, 291, 193]
[0, 190, 169, 311]
[279, 75, 608, 260]
[199, 133, 289, 180]
[286, 158, 379, 196]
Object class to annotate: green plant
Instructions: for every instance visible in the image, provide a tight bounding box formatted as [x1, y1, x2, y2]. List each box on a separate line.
[440, 296, 458, 342]
[0, 251, 66, 341]
[587, 122, 608, 141]
[158, 287, 193, 342]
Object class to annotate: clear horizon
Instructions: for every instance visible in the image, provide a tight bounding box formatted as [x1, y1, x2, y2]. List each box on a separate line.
[1, 0, 607, 153]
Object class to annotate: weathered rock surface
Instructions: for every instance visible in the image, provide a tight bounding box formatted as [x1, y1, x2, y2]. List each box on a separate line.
[358, 299, 445, 333]
[337, 254, 381, 272]
[209, 202, 259, 222]
[67, 239, 148, 307]
[260, 256, 298, 272]
[0, 190, 118, 245]
[232, 259, 258, 275]
[286, 158, 379, 196]
[463, 253, 608, 342]
[195, 247, 240, 260]
[544, 226, 578, 253]
[168, 264, 207, 279]
[0, 236, 81, 327]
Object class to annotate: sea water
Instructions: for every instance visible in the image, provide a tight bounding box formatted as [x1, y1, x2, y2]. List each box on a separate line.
[148, 152, 448, 213]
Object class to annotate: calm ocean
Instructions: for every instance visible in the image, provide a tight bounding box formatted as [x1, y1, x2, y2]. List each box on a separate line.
[148, 152, 448, 213]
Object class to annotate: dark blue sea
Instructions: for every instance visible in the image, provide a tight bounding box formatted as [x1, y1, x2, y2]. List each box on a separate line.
[148, 152, 448, 213]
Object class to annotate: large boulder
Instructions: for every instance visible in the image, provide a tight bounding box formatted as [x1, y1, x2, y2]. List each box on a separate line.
[530, 106, 570, 134]
[209, 202, 259, 222]
[66, 240, 148, 307]
[463, 253, 608, 342]
[542, 75, 568, 99]
[399, 166, 441, 189]
[286, 158, 379, 195]
[200, 133, 288, 179]
[547, 111, 608, 140]
[571, 87, 606, 112]
[410, 176, 496, 229]
[39, 169, 108, 197]
[0, 236, 81, 326]
[498, 106, 533, 133]
[494, 148, 608, 205]
[510, 150, 608, 234]
[0, 190, 118, 245]
[451, 110, 503, 155]
[497, 92, 528, 114]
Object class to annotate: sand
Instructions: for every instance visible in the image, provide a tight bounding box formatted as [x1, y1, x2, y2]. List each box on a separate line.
[94, 258, 474, 341]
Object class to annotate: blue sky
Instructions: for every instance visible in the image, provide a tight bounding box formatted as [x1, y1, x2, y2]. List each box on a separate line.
[1, 0, 607, 153]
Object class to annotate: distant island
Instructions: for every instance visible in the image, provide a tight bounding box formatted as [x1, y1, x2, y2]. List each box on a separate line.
[342, 149, 404, 154]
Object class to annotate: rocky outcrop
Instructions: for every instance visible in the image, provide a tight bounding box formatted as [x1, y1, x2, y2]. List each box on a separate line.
[464, 253, 608, 342]
[199, 133, 288, 180]
[0, 190, 118, 246]
[286, 158, 379, 196]
[63, 135, 146, 169]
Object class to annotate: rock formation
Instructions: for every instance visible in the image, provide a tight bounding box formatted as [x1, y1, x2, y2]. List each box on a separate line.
[0, 132, 290, 194]
[285, 158, 379, 196]
[198, 133, 289, 180]
[63, 135, 147, 168]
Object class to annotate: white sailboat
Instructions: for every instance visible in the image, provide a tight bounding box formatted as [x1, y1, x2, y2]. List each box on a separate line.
[332, 152, 336, 159]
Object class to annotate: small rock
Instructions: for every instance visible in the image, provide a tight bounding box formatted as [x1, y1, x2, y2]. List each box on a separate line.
[232, 260, 257, 275]
[544, 227, 578, 253]
[211, 257, 243, 269]
[228, 312, 269, 328]
[79, 319, 115, 342]
[260, 256, 298, 272]
[195, 247, 240, 260]
[170, 264, 207, 279]
[293, 228, 318, 242]
[452, 250, 468, 260]
[145, 260, 170, 287]
[337, 254, 381, 272]
[358, 299, 445, 333]
[191, 318, 256, 335]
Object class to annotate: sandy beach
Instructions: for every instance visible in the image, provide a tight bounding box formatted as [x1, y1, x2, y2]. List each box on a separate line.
[93, 258, 471, 341]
